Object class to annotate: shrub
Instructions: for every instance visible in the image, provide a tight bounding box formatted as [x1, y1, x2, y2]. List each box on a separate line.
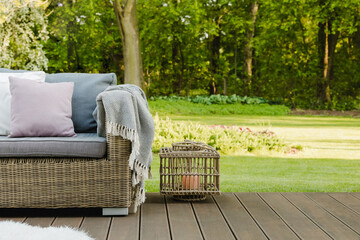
[150, 94, 269, 105]
[149, 100, 290, 116]
[153, 116, 294, 155]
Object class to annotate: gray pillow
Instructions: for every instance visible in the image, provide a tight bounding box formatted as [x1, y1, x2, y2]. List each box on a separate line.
[46, 73, 117, 133]
[0, 68, 27, 73]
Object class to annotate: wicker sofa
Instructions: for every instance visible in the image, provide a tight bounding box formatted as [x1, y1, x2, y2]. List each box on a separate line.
[0, 69, 133, 215]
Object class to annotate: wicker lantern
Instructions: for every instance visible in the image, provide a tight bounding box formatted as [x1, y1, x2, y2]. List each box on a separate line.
[159, 140, 220, 201]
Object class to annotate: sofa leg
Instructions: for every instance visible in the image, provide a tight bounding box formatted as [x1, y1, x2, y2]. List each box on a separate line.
[102, 208, 128, 216]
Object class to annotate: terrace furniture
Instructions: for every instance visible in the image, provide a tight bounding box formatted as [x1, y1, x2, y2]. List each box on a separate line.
[0, 69, 134, 215]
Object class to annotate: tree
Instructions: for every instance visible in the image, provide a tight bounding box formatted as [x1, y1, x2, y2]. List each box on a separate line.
[0, 0, 48, 70]
[137, 0, 214, 96]
[45, 0, 122, 77]
[113, 0, 144, 88]
[39, 0, 360, 109]
[243, 0, 258, 95]
[317, 0, 339, 107]
[316, 0, 360, 108]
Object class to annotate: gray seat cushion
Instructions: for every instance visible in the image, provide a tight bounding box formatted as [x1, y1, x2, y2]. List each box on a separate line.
[0, 133, 106, 158]
[0, 69, 117, 133]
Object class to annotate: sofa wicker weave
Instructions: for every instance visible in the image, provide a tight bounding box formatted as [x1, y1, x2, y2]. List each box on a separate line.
[0, 131, 133, 213]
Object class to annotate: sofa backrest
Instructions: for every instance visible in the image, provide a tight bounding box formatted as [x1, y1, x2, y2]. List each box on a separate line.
[46, 73, 116, 133]
[0, 68, 26, 73]
[0, 69, 117, 133]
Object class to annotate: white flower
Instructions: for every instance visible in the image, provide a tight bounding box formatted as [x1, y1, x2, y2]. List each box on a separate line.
[0, 0, 48, 70]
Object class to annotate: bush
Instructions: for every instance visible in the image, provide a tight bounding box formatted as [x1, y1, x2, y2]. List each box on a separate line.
[153, 116, 294, 155]
[150, 94, 269, 105]
[149, 100, 290, 116]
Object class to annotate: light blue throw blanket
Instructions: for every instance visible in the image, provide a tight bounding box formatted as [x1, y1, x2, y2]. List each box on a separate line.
[93, 84, 155, 211]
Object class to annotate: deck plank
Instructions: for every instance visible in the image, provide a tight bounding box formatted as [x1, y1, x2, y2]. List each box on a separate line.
[259, 193, 330, 240]
[25, 217, 54, 227]
[140, 193, 171, 240]
[2, 192, 359, 239]
[0, 217, 26, 223]
[213, 193, 266, 240]
[166, 196, 203, 240]
[235, 192, 298, 240]
[108, 210, 140, 240]
[52, 217, 83, 228]
[351, 192, 360, 200]
[329, 193, 360, 214]
[192, 196, 235, 240]
[80, 217, 111, 240]
[283, 193, 360, 239]
[306, 193, 360, 235]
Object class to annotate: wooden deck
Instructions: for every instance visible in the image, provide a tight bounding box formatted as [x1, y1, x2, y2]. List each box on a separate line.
[1, 193, 360, 240]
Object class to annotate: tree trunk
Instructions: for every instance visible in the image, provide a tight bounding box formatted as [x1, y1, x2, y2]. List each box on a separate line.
[171, 36, 184, 95]
[243, 1, 258, 95]
[223, 77, 227, 95]
[318, 17, 339, 107]
[172, 36, 179, 94]
[326, 20, 339, 103]
[113, 0, 144, 88]
[210, 34, 220, 95]
[179, 42, 185, 95]
[353, 23, 360, 50]
[317, 19, 325, 105]
[323, 19, 330, 102]
[234, 33, 238, 79]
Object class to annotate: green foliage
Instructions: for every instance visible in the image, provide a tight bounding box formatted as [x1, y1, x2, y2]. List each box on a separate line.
[3, 0, 359, 110]
[137, 0, 360, 109]
[153, 116, 292, 155]
[44, 0, 122, 76]
[138, 0, 217, 95]
[150, 94, 268, 105]
[0, 0, 48, 70]
[149, 99, 290, 116]
[253, 0, 360, 110]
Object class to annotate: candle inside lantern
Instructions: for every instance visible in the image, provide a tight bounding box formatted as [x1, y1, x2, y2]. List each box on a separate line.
[182, 175, 199, 190]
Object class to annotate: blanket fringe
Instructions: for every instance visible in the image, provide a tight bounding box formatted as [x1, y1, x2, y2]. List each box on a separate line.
[134, 188, 146, 209]
[107, 121, 140, 168]
[132, 160, 149, 185]
[107, 121, 137, 142]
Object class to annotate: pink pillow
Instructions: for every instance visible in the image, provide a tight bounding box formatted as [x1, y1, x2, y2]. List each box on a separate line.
[8, 77, 76, 137]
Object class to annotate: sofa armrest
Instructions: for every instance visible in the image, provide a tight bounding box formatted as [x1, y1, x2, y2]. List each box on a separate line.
[105, 113, 133, 206]
[106, 133, 133, 206]
[104, 115, 131, 161]
[106, 133, 131, 162]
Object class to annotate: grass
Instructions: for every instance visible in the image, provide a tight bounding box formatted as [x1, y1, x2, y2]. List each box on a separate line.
[167, 114, 360, 128]
[146, 155, 360, 192]
[146, 102, 360, 192]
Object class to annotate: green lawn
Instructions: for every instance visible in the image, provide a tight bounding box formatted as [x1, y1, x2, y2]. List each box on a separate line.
[147, 155, 360, 192]
[146, 104, 360, 192]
